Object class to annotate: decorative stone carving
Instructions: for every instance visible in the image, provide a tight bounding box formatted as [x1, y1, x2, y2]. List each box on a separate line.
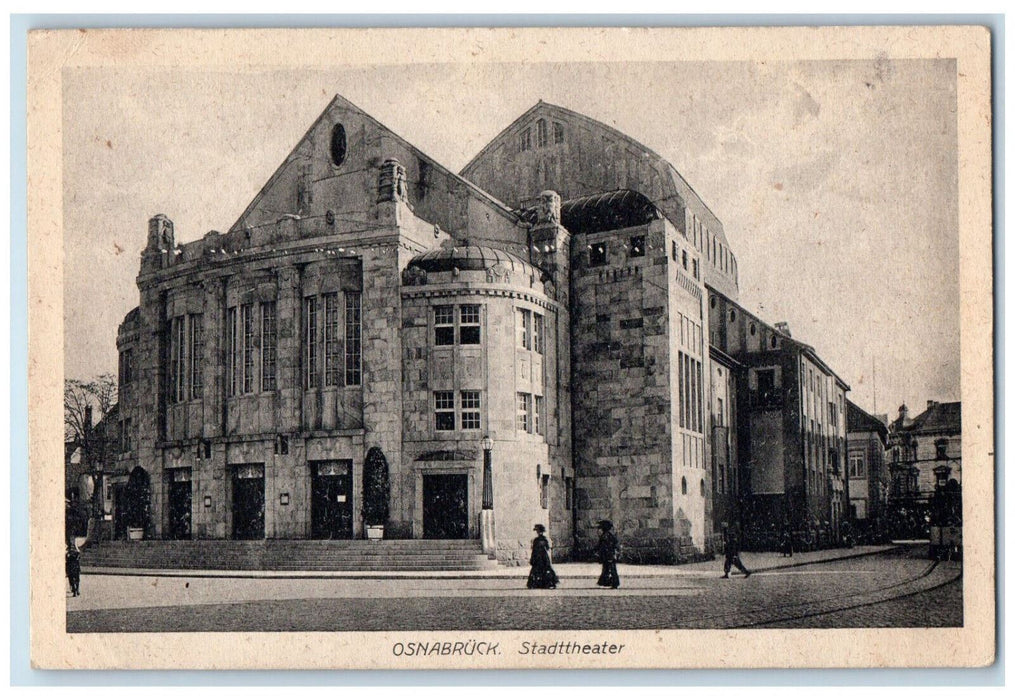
[402, 265, 427, 286]
[535, 190, 561, 226]
[378, 158, 409, 203]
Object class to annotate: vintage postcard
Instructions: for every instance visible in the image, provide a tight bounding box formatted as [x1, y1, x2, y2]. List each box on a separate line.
[27, 25, 994, 669]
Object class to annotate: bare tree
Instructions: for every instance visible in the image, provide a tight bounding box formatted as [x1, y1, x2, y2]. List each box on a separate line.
[64, 373, 116, 467]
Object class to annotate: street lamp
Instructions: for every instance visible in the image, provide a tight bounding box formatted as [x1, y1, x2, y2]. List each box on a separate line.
[481, 435, 494, 509]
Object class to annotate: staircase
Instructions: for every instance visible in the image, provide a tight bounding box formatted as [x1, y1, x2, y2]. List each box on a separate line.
[79, 539, 500, 572]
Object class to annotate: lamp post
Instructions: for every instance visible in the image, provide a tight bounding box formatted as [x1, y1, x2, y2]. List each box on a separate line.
[480, 435, 495, 555]
[481, 435, 494, 509]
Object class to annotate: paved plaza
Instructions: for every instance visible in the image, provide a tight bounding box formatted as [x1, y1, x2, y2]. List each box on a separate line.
[66, 545, 962, 632]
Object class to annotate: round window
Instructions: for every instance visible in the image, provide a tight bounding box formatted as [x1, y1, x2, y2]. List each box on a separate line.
[330, 124, 347, 167]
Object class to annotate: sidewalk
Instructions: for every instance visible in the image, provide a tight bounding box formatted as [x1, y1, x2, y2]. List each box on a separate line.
[82, 544, 900, 580]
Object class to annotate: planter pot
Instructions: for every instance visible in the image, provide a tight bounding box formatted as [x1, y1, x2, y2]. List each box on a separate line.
[127, 527, 144, 541]
[366, 525, 384, 540]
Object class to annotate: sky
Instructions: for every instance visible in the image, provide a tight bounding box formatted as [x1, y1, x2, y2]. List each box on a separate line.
[62, 59, 959, 420]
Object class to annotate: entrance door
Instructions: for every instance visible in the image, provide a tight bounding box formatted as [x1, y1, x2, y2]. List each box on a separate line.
[232, 464, 265, 540]
[422, 473, 469, 539]
[167, 470, 192, 540]
[311, 460, 353, 539]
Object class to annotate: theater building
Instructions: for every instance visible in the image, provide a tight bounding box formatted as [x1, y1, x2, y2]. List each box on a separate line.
[106, 93, 852, 563]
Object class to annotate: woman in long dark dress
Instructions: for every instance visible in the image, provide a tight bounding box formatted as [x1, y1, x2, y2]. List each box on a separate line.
[527, 524, 559, 589]
[595, 520, 620, 589]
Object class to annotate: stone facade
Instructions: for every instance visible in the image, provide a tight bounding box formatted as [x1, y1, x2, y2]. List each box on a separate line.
[106, 93, 855, 564]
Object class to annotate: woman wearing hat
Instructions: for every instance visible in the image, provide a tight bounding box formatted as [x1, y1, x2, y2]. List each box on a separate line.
[526, 524, 559, 589]
[595, 520, 621, 589]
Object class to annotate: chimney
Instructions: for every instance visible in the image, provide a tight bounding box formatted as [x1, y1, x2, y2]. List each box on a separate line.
[774, 321, 791, 338]
[898, 404, 909, 423]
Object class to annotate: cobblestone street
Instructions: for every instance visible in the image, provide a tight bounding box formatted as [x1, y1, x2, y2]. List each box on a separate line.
[66, 545, 961, 632]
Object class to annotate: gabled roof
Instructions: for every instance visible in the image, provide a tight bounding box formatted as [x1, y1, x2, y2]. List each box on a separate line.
[847, 400, 888, 443]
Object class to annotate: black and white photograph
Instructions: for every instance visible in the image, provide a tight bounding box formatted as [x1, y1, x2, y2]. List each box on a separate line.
[28, 25, 994, 669]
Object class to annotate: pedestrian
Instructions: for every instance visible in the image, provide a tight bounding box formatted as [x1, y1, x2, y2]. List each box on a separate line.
[780, 521, 794, 557]
[526, 524, 559, 589]
[595, 520, 621, 589]
[721, 522, 751, 578]
[66, 544, 81, 597]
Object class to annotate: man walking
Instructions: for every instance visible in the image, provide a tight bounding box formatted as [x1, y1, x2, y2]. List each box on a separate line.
[721, 522, 751, 579]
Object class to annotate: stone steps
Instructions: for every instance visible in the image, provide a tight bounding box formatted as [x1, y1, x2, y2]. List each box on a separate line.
[80, 540, 499, 572]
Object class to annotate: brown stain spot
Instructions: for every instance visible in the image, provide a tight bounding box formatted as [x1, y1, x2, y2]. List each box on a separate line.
[106, 140, 112, 149]
[113, 242, 124, 255]
[773, 183, 783, 191]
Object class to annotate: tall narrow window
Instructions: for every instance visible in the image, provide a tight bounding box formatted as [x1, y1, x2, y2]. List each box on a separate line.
[678, 352, 686, 429]
[534, 395, 545, 435]
[324, 293, 341, 386]
[303, 296, 317, 389]
[189, 314, 204, 399]
[434, 305, 454, 346]
[435, 391, 455, 431]
[461, 390, 481, 430]
[518, 308, 532, 350]
[345, 292, 361, 386]
[517, 393, 532, 433]
[260, 302, 276, 392]
[227, 307, 238, 397]
[536, 119, 547, 148]
[459, 304, 481, 345]
[553, 121, 565, 144]
[168, 317, 183, 403]
[533, 313, 545, 354]
[241, 304, 255, 394]
[519, 128, 532, 152]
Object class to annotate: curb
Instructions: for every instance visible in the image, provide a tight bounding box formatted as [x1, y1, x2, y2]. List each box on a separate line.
[80, 545, 903, 581]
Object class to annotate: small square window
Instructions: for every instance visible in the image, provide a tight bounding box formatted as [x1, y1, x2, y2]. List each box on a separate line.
[630, 235, 645, 258]
[589, 242, 608, 267]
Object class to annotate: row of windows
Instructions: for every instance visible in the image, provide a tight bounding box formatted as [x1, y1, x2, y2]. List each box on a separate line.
[168, 314, 204, 403]
[589, 236, 701, 281]
[519, 118, 565, 152]
[434, 390, 481, 431]
[302, 293, 362, 389]
[690, 214, 737, 281]
[434, 304, 481, 346]
[226, 302, 277, 397]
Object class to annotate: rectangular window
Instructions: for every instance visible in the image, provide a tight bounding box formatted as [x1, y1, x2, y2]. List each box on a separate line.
[849, 453, 866, 479]
[345, 292, 362, 386]
[120, 417, 133, 453]
[535, 395, 545, 435]
[189, 313, 204, 399]
[303, 296, 317, 389]
[533, 313, 545, 355]
[435, 391, 455, 431]
[324, 293, 341, 386]
[260, 302, 276, 392]
[119, 348, 134, 387]
[537, 119, 547, 148]
[227, 307, 238, 397]
[519, 128, 531, 152]
[167, 317, 180, 403]
[434, 305, 455, 346]
[517, 392, 532, 433]
[241, 304, 255, 394]
[682, 250, 689, 270]
[693, 258, 700, 280]
[461, 390, 481, 430]
[717, 397, 724, 427]
[459, 304, 481, 345]
[565, 476, 574, 510]
[518, 308, 532, 350]
[553, 121, 565, 144]
[630, 235, 645, 258]
[671, 241, 678, 261]
[589, 242, 607, 266]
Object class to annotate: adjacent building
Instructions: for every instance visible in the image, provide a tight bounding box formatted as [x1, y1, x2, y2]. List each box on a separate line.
[846, 400, 890, 543]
